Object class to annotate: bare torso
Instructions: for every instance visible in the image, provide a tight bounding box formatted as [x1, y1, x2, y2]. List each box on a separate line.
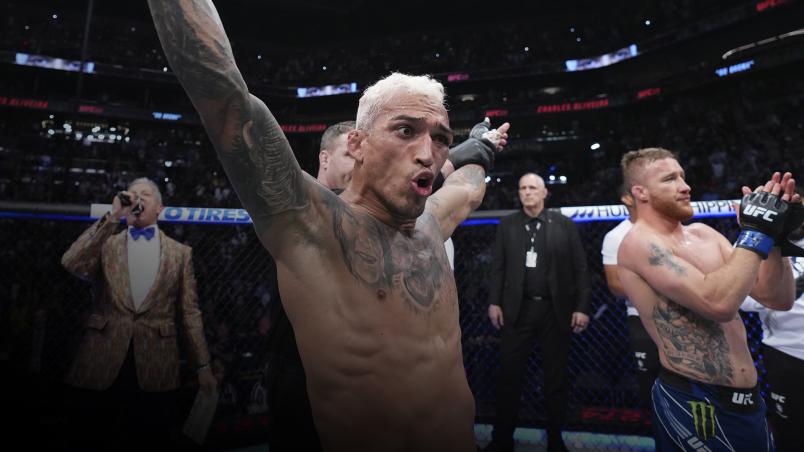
[273, 188, 475, 452]
[624, 223, 757, 388]
[145, 3, 489, 449]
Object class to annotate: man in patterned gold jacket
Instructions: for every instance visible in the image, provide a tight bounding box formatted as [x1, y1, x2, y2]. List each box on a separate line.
[61, 177, 215, 447]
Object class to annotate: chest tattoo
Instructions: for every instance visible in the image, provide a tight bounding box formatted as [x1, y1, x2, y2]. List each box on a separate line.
[332, 204, 447, 312]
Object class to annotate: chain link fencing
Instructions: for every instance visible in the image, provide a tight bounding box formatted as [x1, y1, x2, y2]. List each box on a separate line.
[456, 213, 765, 439]
[0, 203, 766, 447]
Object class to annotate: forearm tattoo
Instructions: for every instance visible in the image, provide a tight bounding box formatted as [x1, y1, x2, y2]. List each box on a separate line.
[224, 104, 308, 222]
[444, 164, 486, 189]
[148, 0, 308, 223]
[148, 0, 245, 103]
[429, 165, 485, 218]
[648, 243, 687, 276]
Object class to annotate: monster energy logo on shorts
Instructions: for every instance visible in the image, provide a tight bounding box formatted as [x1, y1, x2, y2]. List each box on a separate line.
[688, 401, 716, 440]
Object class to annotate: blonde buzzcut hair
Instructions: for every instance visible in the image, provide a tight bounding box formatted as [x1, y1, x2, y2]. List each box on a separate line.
[355, 72, 446, 131]
[620, 147, 677, 194]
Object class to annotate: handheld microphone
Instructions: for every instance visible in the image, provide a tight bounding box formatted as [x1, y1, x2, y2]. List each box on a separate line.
[117, 191, 132, 206]
[117, 192, 144, 215]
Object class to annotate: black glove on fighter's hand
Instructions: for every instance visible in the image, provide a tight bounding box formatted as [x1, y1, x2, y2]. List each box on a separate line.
[447, 119, 498, 173]
[736, 192, 790, 259]
[777, 202, 804, 257]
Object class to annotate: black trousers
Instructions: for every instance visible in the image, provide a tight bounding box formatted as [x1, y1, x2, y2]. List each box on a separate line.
[64, 344, 178, 451]
[762, 344, 804, 452]
[492, 298, 570, 445]
[627, 315, 660, 411]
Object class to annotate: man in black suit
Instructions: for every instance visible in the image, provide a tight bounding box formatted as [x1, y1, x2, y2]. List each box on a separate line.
[485, 172, 591, 452]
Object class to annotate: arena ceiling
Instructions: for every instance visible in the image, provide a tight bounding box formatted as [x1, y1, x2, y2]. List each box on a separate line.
[16, 0, 728, 47]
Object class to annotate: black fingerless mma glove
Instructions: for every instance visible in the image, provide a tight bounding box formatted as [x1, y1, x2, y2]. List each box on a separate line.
[777, 202, 804, 257]
[736, 192, 789, 259]
[447, 120, 496, 173]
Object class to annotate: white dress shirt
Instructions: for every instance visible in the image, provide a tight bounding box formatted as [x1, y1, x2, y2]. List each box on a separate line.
[740, 240, 804, 361]
[444, 237, 455, 271]
[601, 219, 639, 316]
[127, 224, 161, 311]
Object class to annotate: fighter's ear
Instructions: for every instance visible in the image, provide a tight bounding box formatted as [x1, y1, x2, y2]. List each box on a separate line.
[319, 149, 329, 168]
[632, 185, 648, 202]
[347, 129, 365, 163]
[621, 192, 634, 207]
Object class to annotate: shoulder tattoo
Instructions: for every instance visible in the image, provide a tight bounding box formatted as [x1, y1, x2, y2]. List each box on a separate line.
[648, 243, 687, 276]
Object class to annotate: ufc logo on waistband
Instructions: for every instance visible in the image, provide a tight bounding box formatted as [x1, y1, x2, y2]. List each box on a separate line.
[732, 392, 754, 405]
[743, 205, 777, 221]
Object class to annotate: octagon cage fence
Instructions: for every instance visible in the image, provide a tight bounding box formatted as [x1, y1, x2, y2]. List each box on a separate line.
[0, 199, 766, 450]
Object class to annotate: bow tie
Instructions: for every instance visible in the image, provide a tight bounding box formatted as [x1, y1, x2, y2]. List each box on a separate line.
[130, 226, 156, 241]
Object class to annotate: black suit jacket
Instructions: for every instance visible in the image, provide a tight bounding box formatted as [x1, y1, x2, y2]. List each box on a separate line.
[488, 209, 591, 331]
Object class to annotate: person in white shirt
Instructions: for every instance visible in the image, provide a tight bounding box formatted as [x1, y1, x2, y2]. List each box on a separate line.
[740, 226, 804, 452]
[601, 184, 660, 413]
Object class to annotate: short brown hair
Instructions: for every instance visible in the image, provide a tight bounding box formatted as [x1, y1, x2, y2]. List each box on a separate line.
[621, 147, 676, 193]
[617, 182, 630, 199]
[320, 120, 356, 151]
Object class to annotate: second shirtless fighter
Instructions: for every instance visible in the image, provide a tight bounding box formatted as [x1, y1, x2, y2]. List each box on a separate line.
[617, 148, 799, 451]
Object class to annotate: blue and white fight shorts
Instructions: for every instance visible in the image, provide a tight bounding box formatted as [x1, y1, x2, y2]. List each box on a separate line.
[651, 367, 774, 452]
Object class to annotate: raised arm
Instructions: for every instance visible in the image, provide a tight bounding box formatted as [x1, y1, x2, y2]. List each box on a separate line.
[61, 213, 118, 281]
[148, 1, 310, 244]
[425, 119, 509, 238]
[740, 175, 799, 310]
[425, 164, 486, 238]
[750, 247, 795, 310]
[62, 192, 132, 280]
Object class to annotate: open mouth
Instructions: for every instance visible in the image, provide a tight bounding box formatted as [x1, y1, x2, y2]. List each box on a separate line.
[412, 172, 435, 197]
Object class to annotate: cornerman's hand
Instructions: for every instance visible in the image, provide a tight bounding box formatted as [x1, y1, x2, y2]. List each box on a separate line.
[777, 202, 804, 257]
[488, 305, 504, 330]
